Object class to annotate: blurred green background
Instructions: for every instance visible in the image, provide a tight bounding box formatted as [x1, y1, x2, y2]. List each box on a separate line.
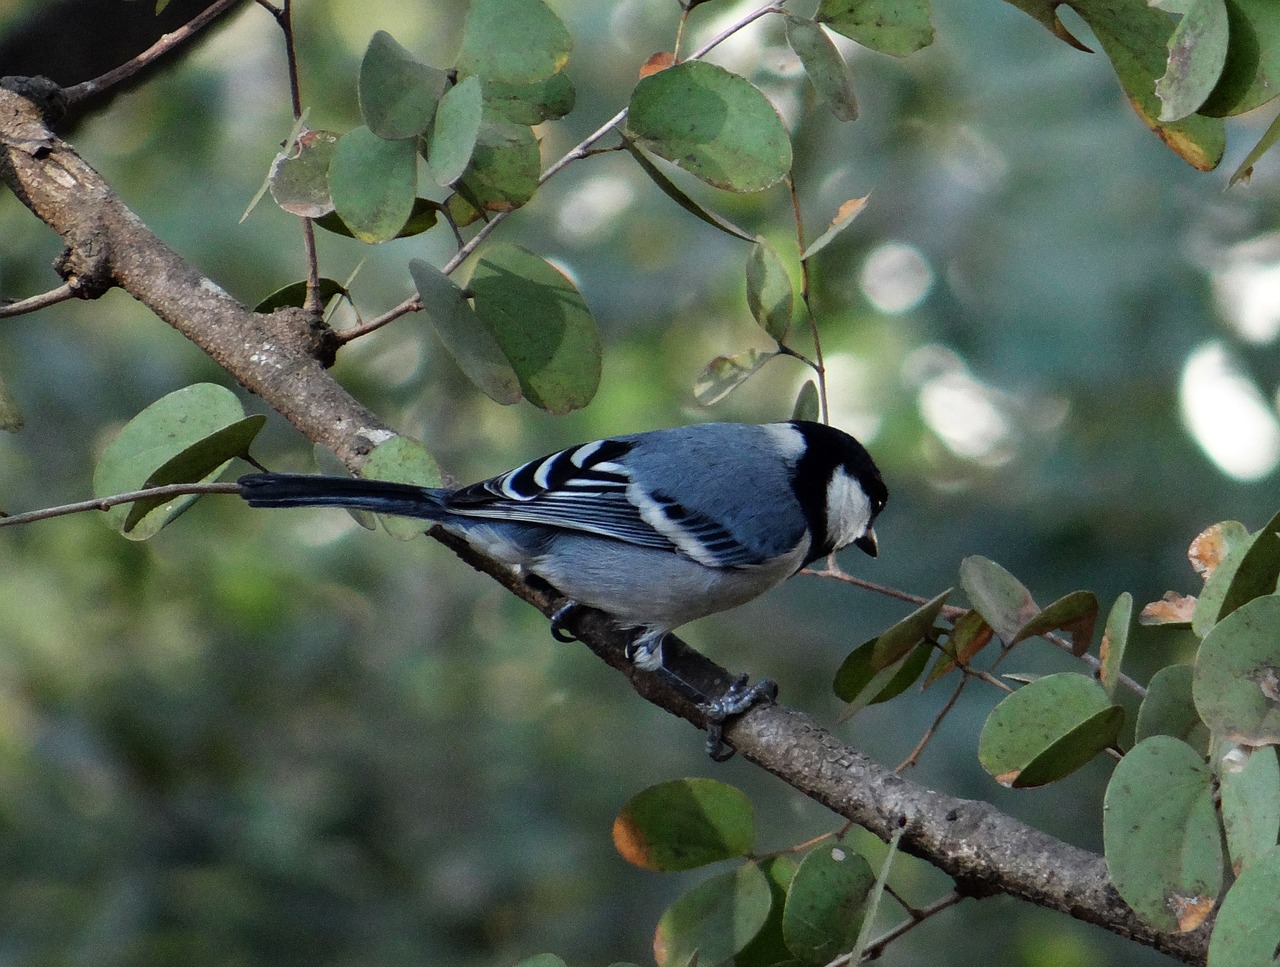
[1, 0, 1278, 963]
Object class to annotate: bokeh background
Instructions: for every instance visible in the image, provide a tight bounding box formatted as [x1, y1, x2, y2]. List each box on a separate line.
[1, 0, 1278, 963]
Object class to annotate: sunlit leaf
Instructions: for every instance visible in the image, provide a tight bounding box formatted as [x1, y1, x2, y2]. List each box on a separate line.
[456, 0, 572, 84]
[456, 119, 541, 213]
[328, 126, 418, 243]
[693, 349, 776, 406]
[801, 195, 869, 260]
[467, 245, 601, 413]
[268, 128, 339, 218]
[426, 75, 484, 186]
[745, 236, 795, 341]
[626, 61, 792, 193]
[359, 31, 448, 140]
[620, 138, 754, 241]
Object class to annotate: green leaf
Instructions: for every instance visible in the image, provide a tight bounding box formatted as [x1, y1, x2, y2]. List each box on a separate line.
[979, 672, 1123, 787]
[456, 119, 541, 213]
[268, 128, 339, 218]
[514, 957, 568, 967]
[1011, 589, 1098, 656]
[359, 31, 448, 140]
[1207, 846, 1280, 966]
[1104, 735, 1222, 933]
[816, 0, 934, 56]
[1219, 745, 1280, 875]
[746, 237, 795, 342]
[360, 435, 444, 541]
[924, 609, 994, 686]
[1136, 664, 1208, 749]
[1099, 592, 1132, 696]
[1155, 0, 1229, 121]
[791, 381, 820, 422]
[693, 349, 776, 406]
[456, 0, 572, 84]
[800, 195, 869, 261]
[408, 258, 521, 405]
[122, 416, 266, 533]
[613, 778, 754, 872]
[958, 556, 1039, 645]
[313, 198, 439, 241]
[328, 127, 418, 243]
[93, 384, 249, 540]
[1216, 508, 1280, 622]
[834, 590, 949, 703]
[483, 72, 576, 125]
[1193, 594, 1280, 745]
[467, 245, 601, 413]
[734, 855, 797, 967]
[254, 278, 348, 314]
[425, 76, 484, 187]
[1229, 107, 1280, 185]
[1199, 0, 1280, 118]
[781, 839, 874, 963]
[654, 863, 772, 967]
[620, 138, 755, 242]
[785, 16, 858, 121]
[626, 61, 793, 193]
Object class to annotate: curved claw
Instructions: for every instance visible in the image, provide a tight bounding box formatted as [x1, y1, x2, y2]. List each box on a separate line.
[701, 675, 779, 760]
[549, 600, 581, 643]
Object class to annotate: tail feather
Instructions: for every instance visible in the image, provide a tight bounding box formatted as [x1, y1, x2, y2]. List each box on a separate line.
[238, 472, 446, 520]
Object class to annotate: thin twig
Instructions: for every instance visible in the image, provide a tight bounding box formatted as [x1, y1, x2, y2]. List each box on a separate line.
[0, 283, 77, 319]
[62, 0, 250, 106]
[896, 676, 970, 771]
[857, 892, 966, 962]
[0, 482, 242, 528]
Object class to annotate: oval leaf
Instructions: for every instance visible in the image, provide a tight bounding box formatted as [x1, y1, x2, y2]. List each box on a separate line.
[613, 778, 754, 872]
[1192, 520, 1253, 637]
[269, 128, 339, 217]
[653, 862, 771, 967]
[1155, 0, 1229, 122]
[816, 0, 934, 56]
[408, 258, 521, 405]
[1012, 588, 1098, 656]
[625, 61, 792, 193]
[1104, 735, 1223, 933]
[361, 435, 444, 541]
[1216, 508, 1280, 623]
[801, 195, 869, 261]
[1194, 594, 1280, 745]
[426, 75, 484, 186]
[1099, 592, 1132, 695]
[693, 349, 776, 407]
[978, 672, 1121, 787]
[958, 555, 1039, 645]
[1136, 664, 1207, 749]
[1206, 846, 1280, 967]
[467, 245, 601, 413]
[785, 15, 858, 121]
[455, 0, 572, 84]
[359, 31, 448, 140]
[483, 72, 577, 125]
[746, 236, 795, 341]
[782, 840, 874, 963]
[93, 384, 248, 540]
[329, 126, 418, 243]
[734, 855, 797, 967]
[1219, 745, 1280, 876]
[456, 119, 541, 213]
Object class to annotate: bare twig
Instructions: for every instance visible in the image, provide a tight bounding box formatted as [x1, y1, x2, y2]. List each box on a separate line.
[0, 481, 242, 528]
[62, 0, 252, 106]
[0, 283, 76, 318]
[858, 892, 967, 961]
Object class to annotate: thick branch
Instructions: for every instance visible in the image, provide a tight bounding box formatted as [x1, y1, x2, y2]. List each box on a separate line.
[0, 86, 1208, 965]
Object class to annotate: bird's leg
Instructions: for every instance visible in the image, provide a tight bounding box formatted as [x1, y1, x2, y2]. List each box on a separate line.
[626, 631, 777, 761]
[548, 599, 581, 643]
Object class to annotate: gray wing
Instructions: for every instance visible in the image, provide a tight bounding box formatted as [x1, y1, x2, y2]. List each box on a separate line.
[441, 435, 771, 567]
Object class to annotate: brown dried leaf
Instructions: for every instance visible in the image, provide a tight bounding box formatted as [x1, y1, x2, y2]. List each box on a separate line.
[639, 52, 676, 78]
[1169, 892, 1214, 933]
[1189, 523, 1231, 579]
[1139, 591, 1197, 626]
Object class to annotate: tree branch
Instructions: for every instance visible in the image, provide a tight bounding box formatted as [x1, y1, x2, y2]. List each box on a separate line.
[0, 85, 1209, 966]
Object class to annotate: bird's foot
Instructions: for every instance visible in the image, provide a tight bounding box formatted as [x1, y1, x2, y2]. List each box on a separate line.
[701, 675, 779, 762]
[549, 600, 581, 643]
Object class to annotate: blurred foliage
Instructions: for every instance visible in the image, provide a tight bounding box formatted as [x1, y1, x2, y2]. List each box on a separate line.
[3, 0, 1280, 964]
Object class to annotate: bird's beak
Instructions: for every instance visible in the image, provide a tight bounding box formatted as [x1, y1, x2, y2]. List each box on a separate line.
[854, 527, 878, 557]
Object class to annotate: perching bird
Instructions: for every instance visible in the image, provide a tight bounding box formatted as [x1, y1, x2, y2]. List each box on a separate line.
[238, 420, 886, 757]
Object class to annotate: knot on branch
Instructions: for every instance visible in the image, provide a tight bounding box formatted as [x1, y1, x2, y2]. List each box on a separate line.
[0, 76, 66, 128]
[54, 242, 112, 299]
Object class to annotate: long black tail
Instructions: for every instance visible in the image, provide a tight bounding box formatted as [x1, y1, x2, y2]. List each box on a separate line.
[237, 473, 447, 520]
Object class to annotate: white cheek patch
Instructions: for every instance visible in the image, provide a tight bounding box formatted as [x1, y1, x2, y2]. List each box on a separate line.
[826, 469, 873, 551]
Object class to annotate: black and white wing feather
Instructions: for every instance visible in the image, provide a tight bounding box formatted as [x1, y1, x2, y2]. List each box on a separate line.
[440, 438, 766, 569]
